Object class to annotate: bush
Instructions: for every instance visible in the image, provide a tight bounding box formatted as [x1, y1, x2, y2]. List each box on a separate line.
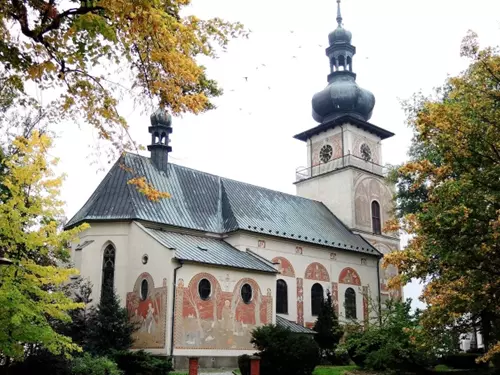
[6, 351, 71, 375]
[113, 350, 173, 375]
[71, 353, 121, 375]
[313, 291, 344, 365]
[238, 354, 251, 375]
[439, 353, 488, 369]
[251, 324, 320, 375]
[340, 299, 439, 372]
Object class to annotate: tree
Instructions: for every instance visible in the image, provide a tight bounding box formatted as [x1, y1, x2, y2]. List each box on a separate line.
[0, 130, 88, 360]
[0, 0, 247, 152]
[384, 31, 500, 364]
[85, 283, 137, 356]
[313, 290, 343, 362]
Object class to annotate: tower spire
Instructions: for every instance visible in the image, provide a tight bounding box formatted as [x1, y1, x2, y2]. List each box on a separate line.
[336, 0, 343, 27]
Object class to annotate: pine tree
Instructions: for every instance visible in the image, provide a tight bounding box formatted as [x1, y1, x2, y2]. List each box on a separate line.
[313, 291, 343, 362]
[85, 282, 137, 356]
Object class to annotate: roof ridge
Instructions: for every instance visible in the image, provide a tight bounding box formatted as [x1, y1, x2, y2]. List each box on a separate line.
[123, 152, 323, 205]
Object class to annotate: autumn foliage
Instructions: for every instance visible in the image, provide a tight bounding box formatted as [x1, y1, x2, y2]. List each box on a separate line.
[1, 0, 246, 151]
[384, 31, 500, 364]
[0, 131, 88, 359]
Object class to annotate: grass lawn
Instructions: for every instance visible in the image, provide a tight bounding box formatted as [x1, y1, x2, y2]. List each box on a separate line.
[170, 372, 188, 375]
[313, 366, 359, 375]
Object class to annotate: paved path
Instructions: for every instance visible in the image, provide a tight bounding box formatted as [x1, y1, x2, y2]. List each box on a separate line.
[199, 372, 234, 375]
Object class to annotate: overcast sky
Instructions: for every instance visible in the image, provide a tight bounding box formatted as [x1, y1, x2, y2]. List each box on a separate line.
[52, 0, 500, 309]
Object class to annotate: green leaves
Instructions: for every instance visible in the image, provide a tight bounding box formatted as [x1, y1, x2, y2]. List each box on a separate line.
[385, 32, 500, 365]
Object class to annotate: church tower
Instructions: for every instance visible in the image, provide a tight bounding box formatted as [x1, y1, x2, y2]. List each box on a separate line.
[294, 0, 400, 298]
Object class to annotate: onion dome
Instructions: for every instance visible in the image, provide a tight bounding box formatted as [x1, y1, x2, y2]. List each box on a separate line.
[311, 0, 375, 123]
[312, 72, 375, 123]
[150, 107, 172, 127]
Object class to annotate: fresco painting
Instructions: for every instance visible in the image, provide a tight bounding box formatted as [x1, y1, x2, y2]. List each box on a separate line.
[305, 262, 330, 282]
[126, 273, 167, 349]
[339, 267, 361, 286]
[174, 273, 272, 350]
[362, 286, 369, 322]
[296, 277, 304, 325]
[331, 282, 339, 315]
[272, 256, 295, 277]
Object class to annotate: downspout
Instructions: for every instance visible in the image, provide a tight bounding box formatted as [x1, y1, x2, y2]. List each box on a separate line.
[340, 124, 345, 167]
[170, 260, 184, 358]
[309, 137, 313, 174]
[376, 257, 382, 325]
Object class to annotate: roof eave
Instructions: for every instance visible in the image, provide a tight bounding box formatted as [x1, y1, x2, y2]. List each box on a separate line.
[173, 257, 277, 274]
[294, 115, 395, 142]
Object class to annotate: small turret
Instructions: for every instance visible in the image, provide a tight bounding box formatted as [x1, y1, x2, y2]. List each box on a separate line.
[148, 107, 172, 170]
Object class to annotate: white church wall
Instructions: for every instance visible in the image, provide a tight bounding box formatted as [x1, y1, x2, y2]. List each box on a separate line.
[344, 124, 382, 165]
[172, 262, 275, 358]
[72, 222, 131, 304]
[296, 168, 355, 228]
[225, 231, 380, 326]
[125, 222, 176, 355]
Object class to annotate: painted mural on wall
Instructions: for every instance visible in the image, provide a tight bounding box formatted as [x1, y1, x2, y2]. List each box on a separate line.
[339, 267, 361, 286]
[296, 277, 304, 325]
[305, 262, 330, 282]
[272, 256, 295, 277]
[331, 282, 339, 316]
[311, 134, 342, 166]
[353, 175, 393, 231]
[126, 273, 167, 349]
[372, 242, 402, 298]
[174, 273, 272, 350]
[362, 286, 369, 322]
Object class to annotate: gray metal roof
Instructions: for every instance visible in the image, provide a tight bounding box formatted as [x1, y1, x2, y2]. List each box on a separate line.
[66, 153, 380, 256]
[142, 227, 277, 273]
[276, 315, 316, 334]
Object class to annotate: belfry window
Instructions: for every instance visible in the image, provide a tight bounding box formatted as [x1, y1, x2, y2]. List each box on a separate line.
[311, 283, 324, 316]
[372, 201, 381, 235]
[101, 244, 116, 297]
[276, 279, 288, 314]
[345, 287, 357, 319]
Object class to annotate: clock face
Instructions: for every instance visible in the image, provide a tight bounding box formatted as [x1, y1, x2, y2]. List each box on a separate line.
[360, 143, 372, 161]
[319, 145, 333, 163]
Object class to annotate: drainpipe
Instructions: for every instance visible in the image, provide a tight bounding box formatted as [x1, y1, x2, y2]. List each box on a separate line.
[376, 257, 382, 325]
[170, 260, 184, 359]
[309, 137, 313, 175]
[340, 125, 345, 167]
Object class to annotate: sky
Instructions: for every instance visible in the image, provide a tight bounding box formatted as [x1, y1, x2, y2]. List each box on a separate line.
[51, 0, 500, 310]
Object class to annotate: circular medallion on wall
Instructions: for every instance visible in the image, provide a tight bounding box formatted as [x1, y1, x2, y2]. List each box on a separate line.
[360, 143, 372, 161]
[319, 144, 333, 163]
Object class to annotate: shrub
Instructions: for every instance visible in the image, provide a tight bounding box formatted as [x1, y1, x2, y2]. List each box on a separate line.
[251, 324, 320, 375]
[238, 354, 251, 375]
[113, 350, 173, 375]
[439, 353, 488, 369]
[71, 353, 121, 375]
[340, 299, 439, 372]
[6, 351, 71, 375]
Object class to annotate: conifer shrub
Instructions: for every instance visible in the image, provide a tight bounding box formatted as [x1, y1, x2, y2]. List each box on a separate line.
[113, 350, 173, 375]
[250, 324, 320, 375]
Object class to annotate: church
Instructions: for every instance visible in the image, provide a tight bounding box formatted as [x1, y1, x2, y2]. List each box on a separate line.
[66, 1, 400, 368]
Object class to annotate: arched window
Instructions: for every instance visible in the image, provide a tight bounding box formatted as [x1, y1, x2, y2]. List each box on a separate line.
[345, 287, 357, 319]
[101, 244, 116, 297]
[311, 283, 324, 316]
[276, 279, 288, 314]
[372, 201, 381, 235]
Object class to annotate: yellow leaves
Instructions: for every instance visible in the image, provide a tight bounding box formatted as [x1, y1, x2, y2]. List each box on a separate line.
[127, 176, 171, 201]
[0, 131, 88, 356]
